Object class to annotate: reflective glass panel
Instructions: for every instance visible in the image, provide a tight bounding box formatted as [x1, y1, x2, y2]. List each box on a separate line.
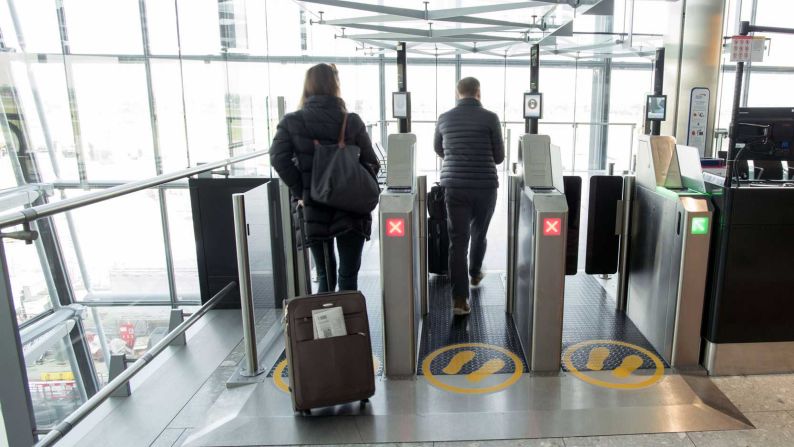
[64, 189, 169, 302]
[83, 306, 171, 385]
[26, 335, 85, 430]
[62, 0, 143, 55]
[165, 188, 200, 301]
[70, 59, 156, 180]
[5, 236, 55, 323]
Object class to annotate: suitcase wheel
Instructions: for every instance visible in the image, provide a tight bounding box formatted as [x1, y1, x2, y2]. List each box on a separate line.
[299, 409, 312, 416]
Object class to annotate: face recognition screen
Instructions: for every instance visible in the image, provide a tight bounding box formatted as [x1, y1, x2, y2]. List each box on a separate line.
[646, 95, 667, 121]
[524, 92, 543, 119]
[392, 92, 409, 119]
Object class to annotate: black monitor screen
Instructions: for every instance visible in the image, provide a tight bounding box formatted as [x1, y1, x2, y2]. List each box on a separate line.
[735, 107, 794, 160]
[646, 95, 667, 121]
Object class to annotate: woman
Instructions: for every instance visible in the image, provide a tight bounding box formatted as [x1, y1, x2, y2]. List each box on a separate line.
[270, 63, 380, 292]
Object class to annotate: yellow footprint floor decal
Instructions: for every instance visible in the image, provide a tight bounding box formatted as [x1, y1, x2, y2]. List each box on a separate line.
[466, 359, 506, 383]
[612, 355, 643, 379]
[586, 346, 611, 371]
[442, 350, 476, 375]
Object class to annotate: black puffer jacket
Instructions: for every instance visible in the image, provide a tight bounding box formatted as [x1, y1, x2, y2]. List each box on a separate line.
[433, 98, 505, 189]
[270, 95, 380, 241]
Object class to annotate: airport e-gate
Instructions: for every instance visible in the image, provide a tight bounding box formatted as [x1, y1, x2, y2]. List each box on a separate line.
[378, 131, 716, 378]
[379, 133, 570, 377]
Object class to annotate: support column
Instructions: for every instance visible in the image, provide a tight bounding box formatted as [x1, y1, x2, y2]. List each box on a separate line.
[0, 241, 37, 446]
[661, 0, 726, 155]
[589, 15, 613, 170]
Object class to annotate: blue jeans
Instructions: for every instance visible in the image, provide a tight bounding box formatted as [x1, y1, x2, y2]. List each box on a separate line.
[310, 231, 366, 293]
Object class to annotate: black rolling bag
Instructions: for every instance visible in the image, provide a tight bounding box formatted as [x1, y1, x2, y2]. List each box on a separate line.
[284, 210, 375, 414]
[427, 183, 449, 275]
[428, 217, 449, 275]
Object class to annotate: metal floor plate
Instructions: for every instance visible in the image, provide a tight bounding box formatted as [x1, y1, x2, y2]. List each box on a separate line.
[563, 274, 667, 371]
[182, 371, 752, 446]
[419, 274, 528, 375]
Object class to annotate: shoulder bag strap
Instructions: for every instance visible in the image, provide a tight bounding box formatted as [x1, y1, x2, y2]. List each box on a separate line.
[338, 113, 348, 148]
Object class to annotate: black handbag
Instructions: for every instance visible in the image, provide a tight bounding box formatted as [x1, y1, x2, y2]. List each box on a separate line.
[427, 183, 446, 220]
[310, 114, 380, 215]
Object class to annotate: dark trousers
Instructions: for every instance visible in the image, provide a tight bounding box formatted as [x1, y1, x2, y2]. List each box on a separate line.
[445, 187, 498, 298]
[310, 231, 366, 293]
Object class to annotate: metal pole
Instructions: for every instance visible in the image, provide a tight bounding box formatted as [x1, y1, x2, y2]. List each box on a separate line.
[616, 176, 634, 312]
[714, 22, 750, 309]
[646, 48, 664, 136]
[232, 194, 263, 377]
[54, 0, 89, 185]
[740, 0, 758, 107]
[528, 44, 540, 135]
[397, 41, 410, 133]
[417, 176, 428, 316]
[35, 281, 236, 447]
[378, 54, 388, 147]
[726, 22, 750, 188]
[505, 127, 512, 171]
[506, 175, 521, 314]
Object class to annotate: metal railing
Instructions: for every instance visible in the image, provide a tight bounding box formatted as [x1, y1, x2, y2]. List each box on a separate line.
[34, 281, 237, 447]
[0, 150, 268, 230]
[0, 149, 268, 446]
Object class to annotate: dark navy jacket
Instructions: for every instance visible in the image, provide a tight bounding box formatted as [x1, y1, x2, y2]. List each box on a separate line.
[269, 95, 380, 241]
[433, 98, 505, 189]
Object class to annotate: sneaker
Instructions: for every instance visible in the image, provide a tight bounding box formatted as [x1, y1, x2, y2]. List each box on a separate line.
[453, 297, 471, 316]
[470, 271, 485, 287]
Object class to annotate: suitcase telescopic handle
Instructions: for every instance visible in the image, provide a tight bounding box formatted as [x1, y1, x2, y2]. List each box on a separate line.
[297, 206, 333, 292]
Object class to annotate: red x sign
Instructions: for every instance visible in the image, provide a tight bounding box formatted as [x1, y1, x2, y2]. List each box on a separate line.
[386, 218, 405, 238]
[543, 218, 561, 237]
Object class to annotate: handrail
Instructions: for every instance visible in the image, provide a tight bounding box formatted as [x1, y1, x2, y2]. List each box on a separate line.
[35, 281, 237, 447]
[0, 149, 268, 229]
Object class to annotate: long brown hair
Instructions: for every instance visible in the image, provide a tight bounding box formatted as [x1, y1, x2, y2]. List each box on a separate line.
[299, 63, 346, 110]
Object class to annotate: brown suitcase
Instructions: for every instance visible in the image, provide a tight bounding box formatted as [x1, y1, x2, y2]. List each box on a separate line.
[285, 208, 375, 413]
[285, 290, 375, 412]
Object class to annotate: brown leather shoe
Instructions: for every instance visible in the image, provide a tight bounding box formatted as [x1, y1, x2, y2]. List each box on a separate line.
[470, 272, 485, 287]
[453, 297, 471, 316]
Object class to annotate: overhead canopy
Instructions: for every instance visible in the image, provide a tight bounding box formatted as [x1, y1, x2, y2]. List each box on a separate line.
[297, 0, 663, 59]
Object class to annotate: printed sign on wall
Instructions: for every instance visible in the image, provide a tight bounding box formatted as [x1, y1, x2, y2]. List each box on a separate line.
[730, 36, 766, 62]
[686, 88, 710, 155]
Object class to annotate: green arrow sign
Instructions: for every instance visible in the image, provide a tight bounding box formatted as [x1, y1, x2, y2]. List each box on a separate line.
[691, 217, 709, 235]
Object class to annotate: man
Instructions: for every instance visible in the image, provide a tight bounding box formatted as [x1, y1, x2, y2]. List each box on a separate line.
[434, 77, 505, 316]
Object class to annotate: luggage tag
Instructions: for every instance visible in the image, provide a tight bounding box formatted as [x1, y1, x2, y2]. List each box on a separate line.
[312, 304, 347, 339]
